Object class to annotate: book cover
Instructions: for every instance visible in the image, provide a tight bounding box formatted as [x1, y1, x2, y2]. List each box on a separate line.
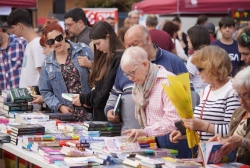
[207, 144, 237, 164]
[45, 113, 76, 121]
[84, 121, 122, 128]
[10, 88, 33, 103]
[114, 94, 122, 116]
[11, 124, 45, 132]
[3, 103, 33, 111]
[104, 136, 141, 152]
[82, 125, 121, 131]
[61, 93, 78, 101]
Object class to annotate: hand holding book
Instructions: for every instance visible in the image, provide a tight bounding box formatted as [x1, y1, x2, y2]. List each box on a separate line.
[107, 110, 120, 123]
[31, 95, 44, 104]
[209, 134, 243, 156]
[72, 94, 81, 106]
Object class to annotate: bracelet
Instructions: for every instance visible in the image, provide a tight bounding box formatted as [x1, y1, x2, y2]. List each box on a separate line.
[206, 123, 210, 132]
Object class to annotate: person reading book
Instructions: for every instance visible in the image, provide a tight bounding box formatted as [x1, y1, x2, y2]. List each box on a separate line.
[72, 21, 125, 121]
[170, 46, 241, 143]
[209, 66, 250, 165]
[39, 19, 93, 121]
[120, 46, 179, 142]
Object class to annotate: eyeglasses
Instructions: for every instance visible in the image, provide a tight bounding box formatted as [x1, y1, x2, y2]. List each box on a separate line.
[123, 63, 142, 78]
[64, 21, 78, 29]
[197, 67, 204, 72]
[46, 34, 64, 45]
[234, 92, 250, 102]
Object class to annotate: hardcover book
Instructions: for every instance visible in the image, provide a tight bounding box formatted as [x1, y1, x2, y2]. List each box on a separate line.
[61, 93, 78, 101]
[199, 141, 237, 167]
[84, 121, 122, 128]
[10, 88, 33, 103]
[11, 124, 45, 132]
[3, 103, 33, 111]
[114, 94, 122, 116]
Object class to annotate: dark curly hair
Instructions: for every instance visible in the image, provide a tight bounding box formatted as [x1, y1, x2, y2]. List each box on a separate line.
[237, 28, 250, 50]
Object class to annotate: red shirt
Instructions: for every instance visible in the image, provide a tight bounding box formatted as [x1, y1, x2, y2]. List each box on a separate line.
[149, 29, 175, 52]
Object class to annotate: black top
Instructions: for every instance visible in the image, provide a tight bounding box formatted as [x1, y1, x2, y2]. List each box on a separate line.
[80, 52, 123, 121]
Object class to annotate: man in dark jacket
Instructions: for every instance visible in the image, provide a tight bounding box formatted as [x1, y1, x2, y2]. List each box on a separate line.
[64, 8, 91, 45]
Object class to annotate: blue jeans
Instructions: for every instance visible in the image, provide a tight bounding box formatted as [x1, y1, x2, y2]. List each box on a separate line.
[156, 133, 197, 158]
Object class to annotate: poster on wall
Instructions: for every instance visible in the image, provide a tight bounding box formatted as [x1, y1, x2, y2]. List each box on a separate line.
[82, 8, 118, 32]
[230, 10, 250, 24]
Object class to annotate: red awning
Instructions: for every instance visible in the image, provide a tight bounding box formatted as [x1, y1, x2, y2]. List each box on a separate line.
[133, 0, 250, 14]
[0, 0, 37, 8]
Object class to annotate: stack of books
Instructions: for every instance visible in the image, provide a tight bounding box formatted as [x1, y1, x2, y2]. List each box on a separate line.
[137, 136, 157, 149]
[0, 88, 33, 118]
[66, 140, 90, 151]
[10, 124, 45, 145]
[83, 121, 122, 137]
[0, 132, 11, 143]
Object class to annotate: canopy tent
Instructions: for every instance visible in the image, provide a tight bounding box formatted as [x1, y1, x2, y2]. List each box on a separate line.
[0, 0, 37, 8]
[133, 0, 250, 14]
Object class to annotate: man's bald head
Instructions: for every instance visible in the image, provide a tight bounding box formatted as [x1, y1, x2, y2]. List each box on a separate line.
[124, 25, 151, 47]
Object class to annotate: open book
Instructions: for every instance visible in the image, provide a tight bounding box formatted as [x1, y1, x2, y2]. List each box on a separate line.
[104, 136, 145, 154]
[199, 141, 237, 167]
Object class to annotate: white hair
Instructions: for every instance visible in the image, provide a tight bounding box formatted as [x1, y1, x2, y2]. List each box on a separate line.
[128, 10, 139, 18]
[120, 46, 148, 70]
[232, 66, 250, 90]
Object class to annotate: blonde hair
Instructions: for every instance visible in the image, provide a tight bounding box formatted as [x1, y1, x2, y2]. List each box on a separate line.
[191, 45, 232, 82]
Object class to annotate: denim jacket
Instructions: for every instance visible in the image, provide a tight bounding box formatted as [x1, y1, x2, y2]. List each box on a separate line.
[39, 41, 93, 113]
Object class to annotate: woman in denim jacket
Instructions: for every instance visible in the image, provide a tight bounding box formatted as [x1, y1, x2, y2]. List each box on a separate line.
[39, 19, 93, 121]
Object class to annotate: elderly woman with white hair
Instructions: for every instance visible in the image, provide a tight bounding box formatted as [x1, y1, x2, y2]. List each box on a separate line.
[120, 46, 180, 141]
[209, 66, 250, 165]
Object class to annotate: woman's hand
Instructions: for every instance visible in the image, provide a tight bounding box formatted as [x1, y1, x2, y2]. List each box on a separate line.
[217, 135, 243, 156]
[208, 134, 223, 142]
[59, 105, 73, 114]
[78, 56, 93, 69]
[31, 95, 44, 104]
[182, 118, 206, 131]
[122, 129, 146, 142]
[72, 94, 81, 106]
[169, 130, 186, 143]
[107, 109, 120, 123]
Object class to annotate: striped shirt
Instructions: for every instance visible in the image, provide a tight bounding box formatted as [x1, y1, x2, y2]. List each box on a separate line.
[194, 80, 241, 141]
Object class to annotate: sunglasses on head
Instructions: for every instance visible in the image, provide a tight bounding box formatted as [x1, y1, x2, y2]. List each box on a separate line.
[46, 34, 64, 45]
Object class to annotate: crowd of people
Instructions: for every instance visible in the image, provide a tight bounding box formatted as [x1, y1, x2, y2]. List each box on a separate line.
[0, 7, 250, 164]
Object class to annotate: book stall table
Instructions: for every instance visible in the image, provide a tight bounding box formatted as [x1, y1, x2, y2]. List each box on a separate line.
[0, 143, 58, 168]
[0, 143, 133, 168]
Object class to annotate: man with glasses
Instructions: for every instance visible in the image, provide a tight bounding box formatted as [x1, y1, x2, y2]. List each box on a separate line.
[64, 8, 91, 45]
[7, 8, 46, 105]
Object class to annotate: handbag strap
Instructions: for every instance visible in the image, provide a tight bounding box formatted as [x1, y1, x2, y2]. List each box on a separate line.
[199, 87, 212, 139]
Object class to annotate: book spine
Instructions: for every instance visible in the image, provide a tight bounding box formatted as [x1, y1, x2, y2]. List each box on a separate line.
[7, 105, 33, 111]
[86, 127, 121, 131]
[12, 98, 33, 103]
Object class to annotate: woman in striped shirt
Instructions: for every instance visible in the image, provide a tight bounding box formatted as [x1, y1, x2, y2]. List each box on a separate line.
[170, 45, 241, 142]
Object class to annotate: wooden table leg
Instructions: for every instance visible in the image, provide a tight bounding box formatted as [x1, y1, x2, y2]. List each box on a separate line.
[15, 155, 19, 168]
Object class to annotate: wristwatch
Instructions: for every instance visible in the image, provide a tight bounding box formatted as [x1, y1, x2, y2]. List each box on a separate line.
[241, 138, 248, 148]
